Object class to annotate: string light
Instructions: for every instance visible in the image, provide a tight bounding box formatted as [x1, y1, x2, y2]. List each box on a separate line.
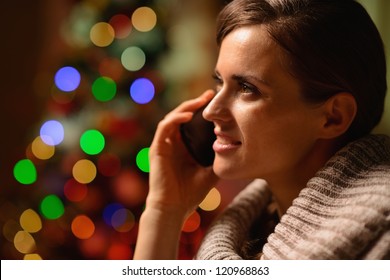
[111, 208, 135, 232]
[136, 147, 150, 172]
[40, 120, 64, 146]
[13, 231, 36, 254]
[121, 46, 146, 71]
[109, 14, 132, 39]
[97, 153, 121, 177]
[13, 159, 37, 185]
[199, 188, 221, 211]
[90, 22, 115, 47]
[130, 78, 155, 104]
[40, 194, 65, 220]
[131, 7, 157, 32]
[63, 178, 88, 202]
[19, 209, 42, 233]
[98, 57, 124, 81]
[71, 215, 95, 239]
[182, 211, 201, 233]
[31, 136, 55, 160]
[92, 76, 117, 102]
[72, 159, 97, 184]
[54, 66, 81, 92]
[24, 254, 42, 260]
[2, 0, 222, 261]
[80, 129, 105, 155]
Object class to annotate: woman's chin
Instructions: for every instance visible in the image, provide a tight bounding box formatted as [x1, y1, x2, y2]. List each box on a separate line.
[213, 160, 242, 180]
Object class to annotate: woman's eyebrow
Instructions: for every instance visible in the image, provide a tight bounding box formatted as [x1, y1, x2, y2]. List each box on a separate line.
[214, 69, 270, 87]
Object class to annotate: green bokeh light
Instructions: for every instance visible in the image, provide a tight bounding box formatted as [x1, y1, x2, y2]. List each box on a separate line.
[40, 195, 65, 220]
[136, 147, 150, 173]
[80, 129, 105, 155]
[92, 76, 117, 102]
[13, 159, 37, 185]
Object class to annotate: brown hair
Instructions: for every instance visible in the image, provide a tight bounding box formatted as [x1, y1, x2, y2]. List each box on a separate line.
[217, 0, 387, 141]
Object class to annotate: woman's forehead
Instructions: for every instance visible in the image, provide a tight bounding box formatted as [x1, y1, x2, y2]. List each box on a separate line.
[216, 26, 286, 84]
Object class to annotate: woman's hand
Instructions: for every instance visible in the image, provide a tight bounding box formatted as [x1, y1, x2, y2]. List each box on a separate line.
[134, 90, 218, 259]
[147, 89, 218, 217]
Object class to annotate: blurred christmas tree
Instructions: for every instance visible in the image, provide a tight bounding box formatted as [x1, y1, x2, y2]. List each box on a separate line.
[1, 0, 224, 260]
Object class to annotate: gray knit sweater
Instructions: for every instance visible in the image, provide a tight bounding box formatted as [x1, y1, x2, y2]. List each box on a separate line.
[196, 134, 390, 259]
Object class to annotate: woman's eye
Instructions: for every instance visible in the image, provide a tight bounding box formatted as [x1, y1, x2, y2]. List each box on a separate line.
[212, 74, 223, 91]
[239, 82, 259, 95]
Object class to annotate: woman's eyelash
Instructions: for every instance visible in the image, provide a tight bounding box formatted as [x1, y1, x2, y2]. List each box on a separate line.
[211, 74, 261, 95]
[212, 74, 222, 83]
[239, 82, 255, 92]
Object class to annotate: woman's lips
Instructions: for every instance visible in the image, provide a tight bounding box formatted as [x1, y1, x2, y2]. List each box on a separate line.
[213, 131, 241, 153]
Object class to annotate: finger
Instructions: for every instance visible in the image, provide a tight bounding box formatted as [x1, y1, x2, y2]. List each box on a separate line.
[151, 112, 193, 152]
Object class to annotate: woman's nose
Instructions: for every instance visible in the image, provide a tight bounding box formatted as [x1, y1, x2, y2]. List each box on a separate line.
[202, 92, 230, 122]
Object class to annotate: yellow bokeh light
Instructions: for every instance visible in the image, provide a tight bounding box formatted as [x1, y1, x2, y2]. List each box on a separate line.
[90, 22, 115, 47]
[131, 7, 157, 32]
[24, 254, 42, 260]
[31, 136, 55, 160]
[72, 159, 97, 184]
[199, 188, 221, 211]
[14, 231, 36, 254]
[2, 219, 21, 242]
[20, 209, 42, 233]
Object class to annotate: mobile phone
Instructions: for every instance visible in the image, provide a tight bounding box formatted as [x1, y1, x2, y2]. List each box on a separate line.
[179, 105, 215, 167]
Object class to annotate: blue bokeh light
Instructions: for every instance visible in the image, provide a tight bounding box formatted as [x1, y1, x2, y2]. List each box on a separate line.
[130, 78, 155, 104]
[103, 203, 123, 227]
[40, 120, 64, 146]
[54, 66, 81, 92]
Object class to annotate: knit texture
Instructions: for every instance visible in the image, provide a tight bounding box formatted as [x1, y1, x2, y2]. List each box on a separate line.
[195, 134, 390, 259]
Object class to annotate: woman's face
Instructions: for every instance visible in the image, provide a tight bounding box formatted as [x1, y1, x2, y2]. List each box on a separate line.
[203, 25, 323, 181]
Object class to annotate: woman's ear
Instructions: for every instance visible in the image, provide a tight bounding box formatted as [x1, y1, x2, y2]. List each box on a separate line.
[319, 92, 357, 139]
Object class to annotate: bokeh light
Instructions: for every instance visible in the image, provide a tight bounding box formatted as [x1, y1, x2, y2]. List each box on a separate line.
[90, 22, 115, 47]
[130, 78, 155, 104]
[97, 153, 121, 177]
[79, 226, 108, 259]
[2, 0, 226, 261]
[111, 208, 135, 232]
[20, 209, 42, 233]
[40, 194, 65, 220]
[13, 159, 37, 185]
[13, 231, 36, 254]
[72, 159, 97, 184]
[131, 7, 157, 32]
[54, 66, 81, 92]
[24, 254, 42, 260]
[71, 215, 95, 239]
[31, 136, 55, 160]
[103, 203, 123, 227]
[3, 220, 21, 242]
[136, 147, 149, 172]
[63, 178, 88, 202]
[98, 57, 124, 81]
[121, 46, 146, 71]
[107, 243, 132, 260]
[92, 76, 117, 102]
[109, 14, 132, 39]
[80, 129, 105, 155]
[40, 120, 64, 146]
[112, 169, 148, 207]
[182, 211, 201, 233]
[199, 188, 221, 211]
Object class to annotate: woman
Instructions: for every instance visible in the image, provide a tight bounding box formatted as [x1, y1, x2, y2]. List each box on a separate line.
[134, 0, 390, 259]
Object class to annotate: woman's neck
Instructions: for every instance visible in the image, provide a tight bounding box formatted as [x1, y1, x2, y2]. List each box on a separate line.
[265, 139, 342, 214]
